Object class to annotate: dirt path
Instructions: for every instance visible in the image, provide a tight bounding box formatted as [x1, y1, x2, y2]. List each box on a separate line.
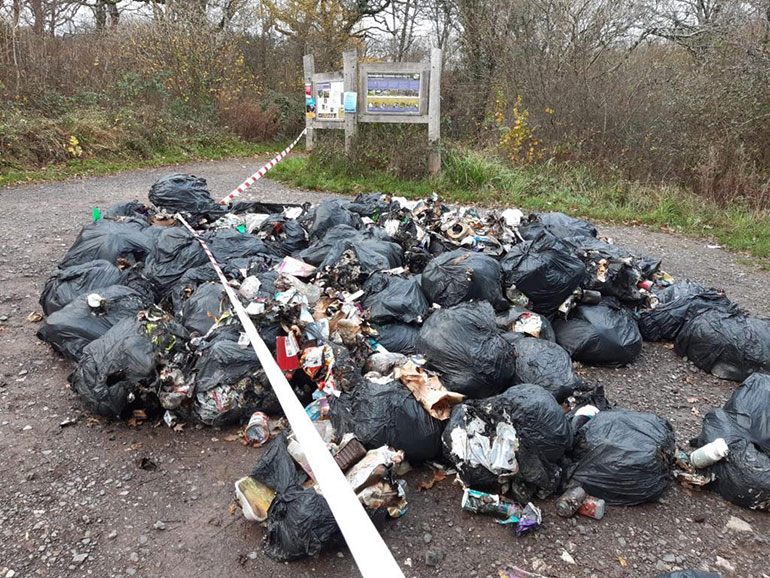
[1, 158, 768, 578]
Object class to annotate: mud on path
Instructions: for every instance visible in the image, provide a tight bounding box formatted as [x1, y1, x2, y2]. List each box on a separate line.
[1, 158, 768, 578]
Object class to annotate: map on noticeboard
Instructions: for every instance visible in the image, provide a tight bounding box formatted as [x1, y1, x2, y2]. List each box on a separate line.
[315, 79, 345, 120]
[365, 72, 421, 114]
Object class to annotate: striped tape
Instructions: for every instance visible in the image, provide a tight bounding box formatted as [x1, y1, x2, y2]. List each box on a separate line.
[175, 214, 405, 578]
[219, 128, 307, 205]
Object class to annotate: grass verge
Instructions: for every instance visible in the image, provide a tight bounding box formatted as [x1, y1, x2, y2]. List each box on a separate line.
[270, 148, 770, 266]
[0, 138, 292, 188]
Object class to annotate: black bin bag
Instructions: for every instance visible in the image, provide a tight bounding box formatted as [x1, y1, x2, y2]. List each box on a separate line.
[568, 409, 676, 505]
[421, 249, 508, 311]
[417, 301, 516, 398]
[329, 378, 444, 462]
[144, 227, 209, 296]
[500, 232, 585, 314]
[59, 218, 153, 268]
[191, 339, 279, 426]
[69, 317, 187, 418]
[674, 308, 770, 381]
[370, 323, 420, 354]
[695, 373, 770, 510]
[250, 435, 341, 562]
[307, 199, 362, 241]
[40, 259, 124, 315]
[37, 285, 151, 362]
[148, 173, 226, 221]
[638, 281, 734, 342]
[503, 333, 581, 403]
[442, 384, 572, 499]
[178, 282, 225, 335]
[364, 276, 429, 324]
[553, 298, 642, 367]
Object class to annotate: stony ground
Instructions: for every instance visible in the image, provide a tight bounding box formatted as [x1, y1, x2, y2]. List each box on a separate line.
[1, 157, 768, 578]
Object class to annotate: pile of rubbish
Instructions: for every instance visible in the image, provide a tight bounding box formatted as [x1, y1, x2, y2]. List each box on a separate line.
[36, 172, 770, 563]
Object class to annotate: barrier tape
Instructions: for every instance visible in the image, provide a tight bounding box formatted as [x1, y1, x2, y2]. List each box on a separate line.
[219, 128, 307, 205]
[175, 214, 405, 578]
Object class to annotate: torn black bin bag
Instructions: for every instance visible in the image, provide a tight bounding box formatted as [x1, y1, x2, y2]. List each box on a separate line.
[69, 316, 187, 418]
[205, 228, 277, 264]
[299, 225, 360, 265]
[101, 200, 151, 221]
[230, 199, 300, 214]
[518, 212, 597, 241]
[370, 323, 420, 354]
[347, 192, 400, 219]
[148, 173, 226, 221]
[553, 297, 642, 367]
[258, 216, 308, 257]
[329, 378, 444, 462]
[144, 227, 209, 296]
[422, 249, 508, 311]
[500, 233, 585, 314]
[191, 339, 280, 425]
[59, 218, 153, 268]
[318, 237, 403, 275]
[442, 384, 572, 499]
[307, 199, 362, 241]
[695, 373, 770, 509]
[364, 276, 429, 324]
[251, 435, 341, 562]
[178, 282, 225, 335]
[674, 308, 770, 381]
[37, 284, 151, 362]
[638, 282, 734, 342]
[496, 307, 556, 341]
[568, 409, 675, 505]
[503, 333, 581, 403]
[417, 301, 516, 398]
[40, 259, 124, 315]
[169, 265, 219, 313]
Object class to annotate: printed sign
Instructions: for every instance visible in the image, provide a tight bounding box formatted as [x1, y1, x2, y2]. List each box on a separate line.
[343, 91, 358, 113]
[316, 79, 345, 120]
[365, 72, 421, 114]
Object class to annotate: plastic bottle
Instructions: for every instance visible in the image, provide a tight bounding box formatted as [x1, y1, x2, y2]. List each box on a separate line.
[690, 438, 729, 469]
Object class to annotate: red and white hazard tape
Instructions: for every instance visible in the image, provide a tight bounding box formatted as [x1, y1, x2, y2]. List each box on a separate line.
[174, 213, 405, 578]
[219, 128, 307, 205]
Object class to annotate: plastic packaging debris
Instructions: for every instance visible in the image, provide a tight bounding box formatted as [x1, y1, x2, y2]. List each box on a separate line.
[695, 372, 770, 509]
[329, 378, 444, 462]
[277, 256, 316, 277]
[444, 384, 572, 499]
[421, 250, 508, 311]
[568, 409, 676, 505]
[393, 360, 466, 420]
[553, 298, 642, 367]
[235, 475, 275, 522]
[674, 307, 770, 381]
[345, 446, 404, 492]
[417, 301, 516, 398]
[461, 488, 522, 523]
[244, 411, 270, 445]
[333, 436, 368, 472]
[576, 495, 605, 519]
[239, 275, 262, 299]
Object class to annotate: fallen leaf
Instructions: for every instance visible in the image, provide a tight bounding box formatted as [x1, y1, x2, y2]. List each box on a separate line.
[27, 312, 43, 323]
[229, 503, 238, 516]
[131, 441, 143, 450]
[417, 470, 447, 491]
[173, 423, 185, 432]
[618, 556, 628, 567]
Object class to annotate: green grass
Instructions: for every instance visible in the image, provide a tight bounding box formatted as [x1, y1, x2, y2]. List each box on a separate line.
[0, 138, 293, 187]
[270, 148, 770, 266]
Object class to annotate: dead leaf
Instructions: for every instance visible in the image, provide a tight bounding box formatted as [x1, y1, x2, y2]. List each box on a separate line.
[173, 423, 185, 432]
[229, 503, 238, 516]
[618, 556, 628, 567]
[417, 470, 447, 491]
[131, 441, 143, 450]
[27, 312, 43, 323]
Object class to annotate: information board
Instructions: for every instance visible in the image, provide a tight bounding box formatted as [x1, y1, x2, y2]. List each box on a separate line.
[315, 79, 345, 120]
[365, 72, 421, 114]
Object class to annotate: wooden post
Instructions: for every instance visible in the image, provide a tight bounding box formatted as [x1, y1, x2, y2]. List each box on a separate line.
[303, 53, 315, 152]
[428, 47, 442, 176]
[343, 49, 358, 158]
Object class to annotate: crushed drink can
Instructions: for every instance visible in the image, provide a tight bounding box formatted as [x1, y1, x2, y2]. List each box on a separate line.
[577, 495, 605, 519]
[244, 411, 270, 446]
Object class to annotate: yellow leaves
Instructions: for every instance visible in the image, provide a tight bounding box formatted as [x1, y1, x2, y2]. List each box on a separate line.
[66, 135, 83, 158]
[496, 94, 540, 165]
[545, 107, 554, 115]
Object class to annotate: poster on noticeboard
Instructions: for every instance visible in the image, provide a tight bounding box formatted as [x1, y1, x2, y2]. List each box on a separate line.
[365, 72, 421, 114]
[315, 79, 345, 120]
